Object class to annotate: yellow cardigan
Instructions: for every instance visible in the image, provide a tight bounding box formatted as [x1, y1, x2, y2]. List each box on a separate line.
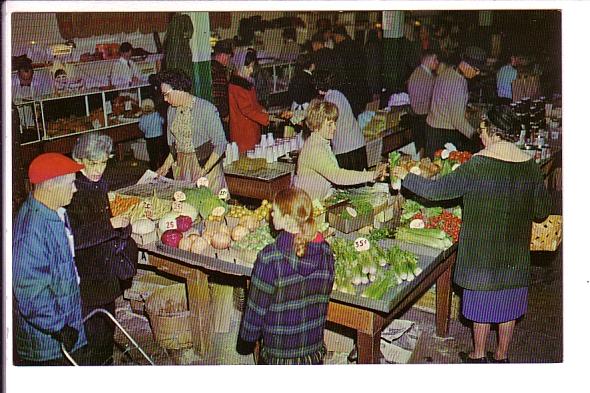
[294, 132, 374, 200]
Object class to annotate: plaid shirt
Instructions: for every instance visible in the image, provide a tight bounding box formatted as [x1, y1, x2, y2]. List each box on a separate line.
[240, 231, 335, 360]
[211, 60, 229, 119]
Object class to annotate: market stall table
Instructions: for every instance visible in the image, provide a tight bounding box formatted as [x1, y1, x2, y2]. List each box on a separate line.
[137, 238, 457, 364]
[223, 161, 295, 201]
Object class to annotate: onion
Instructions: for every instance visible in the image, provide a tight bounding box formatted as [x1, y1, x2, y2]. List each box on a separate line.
[231, 225, 250, 242]
[178, 236, 193, 251]
[210, 232, 231, 250]
[190, 236, 209, 254]
[205, 220, 230, 236]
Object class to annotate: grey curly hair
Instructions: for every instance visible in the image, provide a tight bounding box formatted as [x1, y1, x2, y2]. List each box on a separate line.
[71, 132, 113, 161]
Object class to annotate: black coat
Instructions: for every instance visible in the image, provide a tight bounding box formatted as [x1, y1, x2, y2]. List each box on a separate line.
[67, 173, 134, 307]
[288, 70, 317, 106]
[333, 38, 368, 116]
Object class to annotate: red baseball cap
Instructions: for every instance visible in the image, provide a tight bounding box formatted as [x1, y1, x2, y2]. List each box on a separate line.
[28, 153, 84, 184]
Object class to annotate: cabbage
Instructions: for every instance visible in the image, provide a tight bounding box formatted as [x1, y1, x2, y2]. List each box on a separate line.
[161, 229, 183, 248]
[183, 187, 228, 219]
[175, 215, 193, 232]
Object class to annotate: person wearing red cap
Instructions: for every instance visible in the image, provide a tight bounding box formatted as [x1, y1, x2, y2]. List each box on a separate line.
[13, 152, 89, 365]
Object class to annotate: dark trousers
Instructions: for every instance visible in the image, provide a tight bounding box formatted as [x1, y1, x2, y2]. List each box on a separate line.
[410, 114, 427, 155]
[145, 135, 169, 171]
[14, 346, 89, 366]
[336, 146, 368, 171]
[82, 301, 116, 366]
[424, 125, 481, 159]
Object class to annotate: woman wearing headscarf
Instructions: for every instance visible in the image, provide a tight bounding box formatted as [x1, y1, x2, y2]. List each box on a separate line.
[228, 48, 270, 153]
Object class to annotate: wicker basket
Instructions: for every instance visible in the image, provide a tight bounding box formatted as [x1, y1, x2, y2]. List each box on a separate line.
[145, 284, 193, 350]
[530, 215, 562, 251]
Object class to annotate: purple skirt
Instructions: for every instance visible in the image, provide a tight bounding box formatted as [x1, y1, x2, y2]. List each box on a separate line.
[462, 287, 528, 323]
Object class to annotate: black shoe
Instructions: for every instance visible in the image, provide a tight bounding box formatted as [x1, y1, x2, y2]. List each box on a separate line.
[347, 346, 358, 363]
[459, 351, 487, 363]
[487, 351, 510, 363]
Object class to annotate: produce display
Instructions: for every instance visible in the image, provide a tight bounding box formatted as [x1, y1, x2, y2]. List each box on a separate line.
[232, 224, 275, 254]
[110, 194, 142, 217]
[389, 151, 440, 183]
[183, 187, 228, 220]
[394, 199, 462, 249]
[433, 147, 473, 177]
[330, 236, 421, 299]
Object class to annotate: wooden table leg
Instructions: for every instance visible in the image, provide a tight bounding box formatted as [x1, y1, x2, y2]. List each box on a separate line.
[186, 269, 213, 356]
[435, 253, 456, 337]
[357, 331, 382, 364]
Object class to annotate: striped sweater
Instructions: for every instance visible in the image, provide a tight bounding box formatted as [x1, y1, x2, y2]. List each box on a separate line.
[239, 231, 335, 360]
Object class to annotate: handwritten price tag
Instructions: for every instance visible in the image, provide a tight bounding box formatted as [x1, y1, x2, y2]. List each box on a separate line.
[218, 188, 229, 201]
[172, 201, 183, 213]
[211, 206, 226, 217]
[197, 177, 209, 188]
[165, 219, 177, 231]
[173, 191, 186, 202]
[145, 208, 154, 220]
[354, 237, 370, 252]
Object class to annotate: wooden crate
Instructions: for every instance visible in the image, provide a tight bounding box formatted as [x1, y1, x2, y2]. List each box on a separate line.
[413, 287, 460, 320]
[328, 205, 374, 234]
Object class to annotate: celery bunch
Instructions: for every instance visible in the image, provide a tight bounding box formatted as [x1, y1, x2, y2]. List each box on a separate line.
[394, 227, 453, 250]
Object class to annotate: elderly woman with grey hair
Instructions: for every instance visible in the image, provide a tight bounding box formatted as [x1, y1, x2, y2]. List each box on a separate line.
[67, 132, 137, 365]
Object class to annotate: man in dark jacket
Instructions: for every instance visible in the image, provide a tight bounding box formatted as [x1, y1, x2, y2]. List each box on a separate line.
[310, 32, 335, 73]
[287, 53, 317, 108]
[211, 39, 234, 139]
[13, 153, 87, 365]
[332, 25, 368, 117]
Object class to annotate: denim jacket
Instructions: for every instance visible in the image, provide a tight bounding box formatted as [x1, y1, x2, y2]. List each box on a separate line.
[13, 195, 87, 361]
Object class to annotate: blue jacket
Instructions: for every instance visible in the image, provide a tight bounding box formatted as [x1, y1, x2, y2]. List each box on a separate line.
[13, 195, 87, 361]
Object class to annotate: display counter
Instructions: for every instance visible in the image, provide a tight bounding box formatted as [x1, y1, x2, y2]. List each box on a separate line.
[137, 237, 456, 363]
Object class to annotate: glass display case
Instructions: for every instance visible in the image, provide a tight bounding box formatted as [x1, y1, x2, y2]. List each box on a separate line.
[25, 83, 152, 143]
[12, 55, 161, 146]
[258, 61, 295, 94]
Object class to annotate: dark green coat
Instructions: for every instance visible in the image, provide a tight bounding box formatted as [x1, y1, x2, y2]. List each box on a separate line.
[403, 156, 551, 291]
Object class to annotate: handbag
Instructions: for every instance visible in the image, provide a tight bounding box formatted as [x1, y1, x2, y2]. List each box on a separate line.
[530, 215, 562, 251]
[110, 227, 138, 280]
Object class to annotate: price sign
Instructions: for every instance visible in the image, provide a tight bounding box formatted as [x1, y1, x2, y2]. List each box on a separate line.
[124, 100, 132, 111]
[145, 208, 154, 220]
[173, 191, 186, 202]
[197, 177, 209, 188]
[92, 119, 102, 129]
[164, 219, 177, 231]
[218, 188, 229, 201]
[172, 201, 183, 213]
[354, 237, 370, 252]
[211, 206, 226, 217]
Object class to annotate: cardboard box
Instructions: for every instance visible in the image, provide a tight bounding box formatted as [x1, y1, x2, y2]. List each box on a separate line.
[328, 205, 374, 234]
